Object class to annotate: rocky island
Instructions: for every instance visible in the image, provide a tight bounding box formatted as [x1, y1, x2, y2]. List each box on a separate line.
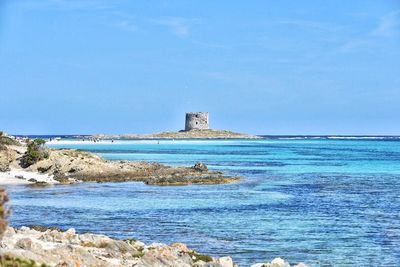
[88, 129, 260, 140]
[83, 112, 261, 140]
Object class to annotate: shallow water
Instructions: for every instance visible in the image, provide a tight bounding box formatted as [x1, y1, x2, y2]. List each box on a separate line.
[6, 138, 400, 266]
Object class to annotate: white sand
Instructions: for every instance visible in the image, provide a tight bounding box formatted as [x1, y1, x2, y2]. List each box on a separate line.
[47, 140, 119, 145]
[46, 139, 239, 146]
[0, 168, 57, 185]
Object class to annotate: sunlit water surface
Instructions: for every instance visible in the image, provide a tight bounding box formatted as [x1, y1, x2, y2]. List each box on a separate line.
[6, 138, 400, 266]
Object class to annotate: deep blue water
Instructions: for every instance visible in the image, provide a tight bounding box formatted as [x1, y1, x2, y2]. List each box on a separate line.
[6, 138, 400, 266]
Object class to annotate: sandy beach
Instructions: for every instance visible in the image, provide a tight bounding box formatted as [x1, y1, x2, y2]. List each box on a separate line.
[46, 139, 242, 146]
[0, 168, 57, 185]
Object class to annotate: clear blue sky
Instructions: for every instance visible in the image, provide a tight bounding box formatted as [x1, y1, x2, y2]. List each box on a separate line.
[0, 0, 399, 135]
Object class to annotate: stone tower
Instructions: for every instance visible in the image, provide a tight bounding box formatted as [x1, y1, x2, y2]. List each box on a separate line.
[185, 112, 209, 131]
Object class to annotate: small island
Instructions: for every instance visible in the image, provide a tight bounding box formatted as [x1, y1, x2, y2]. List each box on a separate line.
[83, 112, 261, 140]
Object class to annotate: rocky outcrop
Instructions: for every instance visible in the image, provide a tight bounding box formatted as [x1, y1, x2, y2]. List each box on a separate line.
[86, 129, 261, 140]
[23, 149, 239, 185]
[0, 227, 308, 267]
[0, 138, 239, 186]
[0, 227, 238, 267]
[0, 147, 17, 172]
[0, 133, 21, 172]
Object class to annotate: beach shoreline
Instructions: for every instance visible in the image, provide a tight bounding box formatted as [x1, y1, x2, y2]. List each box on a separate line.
[45, 138, 254, 146]
[0, 168, 57, 185]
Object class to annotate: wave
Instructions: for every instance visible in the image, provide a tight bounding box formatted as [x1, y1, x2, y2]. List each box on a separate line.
[261, 136, 400, 140]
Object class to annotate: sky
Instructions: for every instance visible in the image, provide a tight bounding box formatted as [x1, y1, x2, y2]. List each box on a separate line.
[0, 0, 399, 135]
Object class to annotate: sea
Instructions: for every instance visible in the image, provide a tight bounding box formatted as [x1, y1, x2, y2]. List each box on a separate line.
[6, 136, 400, 266]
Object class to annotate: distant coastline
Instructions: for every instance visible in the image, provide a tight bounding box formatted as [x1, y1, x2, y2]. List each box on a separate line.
[14, 134, 400, 141]
[80, 129, 261, 140]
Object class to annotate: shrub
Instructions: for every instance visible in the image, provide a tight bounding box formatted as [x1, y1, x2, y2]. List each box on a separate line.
[0, 134, 19, 146]
[20, 139, 49, 168]
[0, 188, 8, 239]
[188, 251, 213, 262]
[0, 255, 49, 267]
[34, 139, 46, 146]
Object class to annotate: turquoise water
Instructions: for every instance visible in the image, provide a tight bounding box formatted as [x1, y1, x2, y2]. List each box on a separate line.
[7, 138, 400, 266]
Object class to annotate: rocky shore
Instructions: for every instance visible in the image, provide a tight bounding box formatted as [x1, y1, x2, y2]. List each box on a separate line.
[86, 129, 261, 140]
[0, 226, 308, 267]
[0, 138, 239, 186]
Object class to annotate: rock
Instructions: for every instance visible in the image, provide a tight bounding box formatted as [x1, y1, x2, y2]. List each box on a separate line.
[19, 226, 33, 233]
[195, 262, 223, 267]
[193, 162, 208, 172]
[15, 238, 42, 252]
[171, 242, 190, 253]
[0, 164, 10, 172]
[125, 238, 145, 249]
[78, 233, 113, 248]
[15, 238, 33, 249]
[64, 228, 79, 243]
[28, 181, 50, 187]
[271, 257, 290, 267]
[219, 256, 234, 267]
[0, 147, 16, 172]
[250, 258, 305, 267]
[39, 228, 68, 243]
[4, 227, 16, 236]
[137, 244, 193, 267]
[0, 152, 10, 171]
[37, 164, 52, 173]
[29, 225, 63, 232]
[104, 239, 140, 258]
[65, 228, 76, 236]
